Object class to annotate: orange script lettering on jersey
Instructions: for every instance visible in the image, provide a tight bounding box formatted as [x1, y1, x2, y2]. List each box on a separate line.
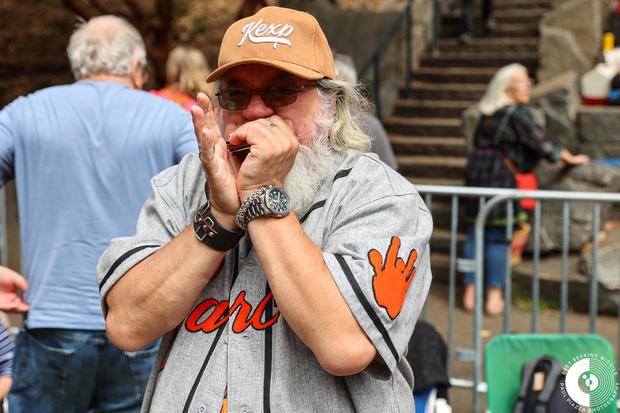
[185, 291, 280, 334]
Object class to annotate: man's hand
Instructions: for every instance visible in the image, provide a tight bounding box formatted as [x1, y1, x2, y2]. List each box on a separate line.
[0, 266, 29, 312]
[191, 93, 241, 229]
[227, 116, 298, 202]
[369, 237, 417, 319]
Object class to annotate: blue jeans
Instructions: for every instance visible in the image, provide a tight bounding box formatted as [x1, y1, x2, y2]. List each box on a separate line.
[8, 328, 159, 413]
[462, 225, 509, 288]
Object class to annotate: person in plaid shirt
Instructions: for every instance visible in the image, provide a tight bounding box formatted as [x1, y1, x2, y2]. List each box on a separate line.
[462, 63, 589, 315]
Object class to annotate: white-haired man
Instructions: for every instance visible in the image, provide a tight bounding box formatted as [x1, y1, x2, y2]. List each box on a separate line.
[0, 15, 197, 412]
[98, 7, 432, 412]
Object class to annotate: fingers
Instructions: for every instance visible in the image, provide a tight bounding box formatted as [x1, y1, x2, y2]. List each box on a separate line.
[2, 295, 29, 312]
[12, 273, 27, 292]
[192, 94, 223, 145]
[403, 249, 418, 282]
[0, 267, 28, 312]
[190, 98, 208, 141]
[198, 93, 218, 131]
[192, 100, 226, 166]
[229, 117, 296, 149]
[368, 249, 384, 272]
[404, 268, 415, 290]
[385, 236, 401, 267]
[574, 154, 590, 165]
[196, 92, 210, 108]
[233, 117, 299, 198]
[0, 266, 27, 292]
[224, 123, 240, 145]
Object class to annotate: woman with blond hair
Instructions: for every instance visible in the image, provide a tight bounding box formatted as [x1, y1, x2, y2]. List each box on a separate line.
[151, 46, 213, 111]
[462, 63, 589, 315]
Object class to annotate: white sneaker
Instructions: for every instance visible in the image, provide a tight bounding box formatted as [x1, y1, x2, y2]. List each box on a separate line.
[435, 398, 453, 413]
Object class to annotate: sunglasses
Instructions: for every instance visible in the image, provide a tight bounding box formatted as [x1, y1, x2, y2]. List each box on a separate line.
[216, 84, 318, 111]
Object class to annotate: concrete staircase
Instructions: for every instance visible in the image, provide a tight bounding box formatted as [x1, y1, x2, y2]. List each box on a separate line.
[384, 0, 552, 278]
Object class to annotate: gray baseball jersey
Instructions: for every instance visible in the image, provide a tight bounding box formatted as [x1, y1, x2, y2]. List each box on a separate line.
[98, 150, 433, 413]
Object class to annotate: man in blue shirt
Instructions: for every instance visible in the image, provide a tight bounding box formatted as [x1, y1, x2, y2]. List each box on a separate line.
[0, 15, 197, 412]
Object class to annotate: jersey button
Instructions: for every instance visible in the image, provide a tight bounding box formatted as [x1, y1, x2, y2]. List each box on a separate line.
[240, 404, 251, 413]
[198, 405, 206, 413]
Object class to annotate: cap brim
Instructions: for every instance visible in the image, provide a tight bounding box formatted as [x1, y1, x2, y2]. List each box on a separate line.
[207, 58, 326, 83]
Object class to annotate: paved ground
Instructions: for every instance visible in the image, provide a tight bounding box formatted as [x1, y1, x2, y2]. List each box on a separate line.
[424, 281, 619, 412]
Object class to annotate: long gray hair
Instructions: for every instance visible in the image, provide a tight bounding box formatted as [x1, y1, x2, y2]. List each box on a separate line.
[67, 15, 147, 80]
[478, 63, 528, 115]
[316, 78, 372, 153]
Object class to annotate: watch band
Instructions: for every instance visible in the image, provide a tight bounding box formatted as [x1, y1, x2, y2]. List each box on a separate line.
[235, 186, 272, 230]
[193, 200, 245, 251]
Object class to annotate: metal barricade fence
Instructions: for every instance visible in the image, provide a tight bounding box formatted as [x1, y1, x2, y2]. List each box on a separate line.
[415, 184, 620, 412]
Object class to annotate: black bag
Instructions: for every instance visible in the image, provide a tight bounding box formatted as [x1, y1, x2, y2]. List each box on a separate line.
[512, 356, 579, 413]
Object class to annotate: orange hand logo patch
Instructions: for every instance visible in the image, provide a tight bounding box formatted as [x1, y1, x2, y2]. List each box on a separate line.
[369, 236, 417, 319]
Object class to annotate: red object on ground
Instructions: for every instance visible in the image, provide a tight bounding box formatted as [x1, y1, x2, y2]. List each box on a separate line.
[582, 96, 609, 105]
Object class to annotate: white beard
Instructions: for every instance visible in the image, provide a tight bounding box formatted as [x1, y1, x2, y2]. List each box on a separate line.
[284, 137, 337, 218]
[283, 103, 338, 218]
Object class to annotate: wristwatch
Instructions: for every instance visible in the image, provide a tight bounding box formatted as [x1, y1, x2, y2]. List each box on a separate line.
[235, 185, 291, 230]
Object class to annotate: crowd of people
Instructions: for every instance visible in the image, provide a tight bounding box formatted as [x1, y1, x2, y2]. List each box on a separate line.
[0, 2, 596, 412]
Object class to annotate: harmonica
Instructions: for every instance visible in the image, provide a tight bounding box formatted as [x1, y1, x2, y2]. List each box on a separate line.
[226, 141, 251, 153]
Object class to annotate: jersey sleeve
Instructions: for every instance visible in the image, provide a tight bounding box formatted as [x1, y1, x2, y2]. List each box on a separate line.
[97, 157, 198, 316]
[321, 162, 433, 377]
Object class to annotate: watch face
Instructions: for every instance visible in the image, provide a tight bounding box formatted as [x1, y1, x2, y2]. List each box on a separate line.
[265, 187, 291, 216]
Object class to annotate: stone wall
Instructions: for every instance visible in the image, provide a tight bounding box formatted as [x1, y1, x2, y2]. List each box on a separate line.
[538, 0, 603, 82]
[578, 105, 620, 158]
[530, 71, 581, 152]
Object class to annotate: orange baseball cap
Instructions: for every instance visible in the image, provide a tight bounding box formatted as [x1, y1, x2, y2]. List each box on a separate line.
[207, 7, 335, 82]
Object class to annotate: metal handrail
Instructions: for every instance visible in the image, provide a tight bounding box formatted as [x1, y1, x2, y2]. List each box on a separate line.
[432, 0, 441, 54]
[357, 0, 413, 120]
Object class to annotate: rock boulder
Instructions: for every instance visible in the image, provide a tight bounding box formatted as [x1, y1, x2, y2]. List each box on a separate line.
[538, 0, 603, 81]
[531, 71, 581, 152]
[533, 161, 620, 252]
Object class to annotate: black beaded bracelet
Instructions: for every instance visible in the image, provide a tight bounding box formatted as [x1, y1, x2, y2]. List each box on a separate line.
[193, 200, 245, 251]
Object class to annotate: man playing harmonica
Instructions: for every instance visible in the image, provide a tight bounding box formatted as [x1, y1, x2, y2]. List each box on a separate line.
[98, 6, 433, 412]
